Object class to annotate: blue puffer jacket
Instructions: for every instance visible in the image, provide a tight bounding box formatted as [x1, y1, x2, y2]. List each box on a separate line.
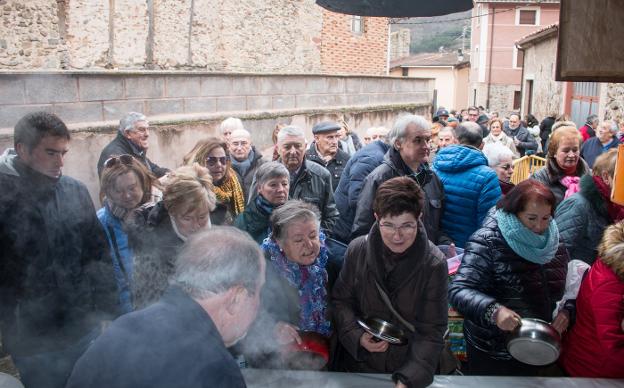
[433, 145, 502, 248]
[98, 206, 134, 314]
[333, 140, 390, 243]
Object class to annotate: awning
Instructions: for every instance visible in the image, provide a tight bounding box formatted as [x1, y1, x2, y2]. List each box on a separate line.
[316, 0, 473, 17]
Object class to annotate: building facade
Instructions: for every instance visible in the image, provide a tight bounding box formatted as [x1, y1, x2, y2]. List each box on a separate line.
[469, 0, 559, 114]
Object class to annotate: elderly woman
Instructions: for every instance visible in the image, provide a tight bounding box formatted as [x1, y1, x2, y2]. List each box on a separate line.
[531, 124, 589, 206]
[188, 137, 245, 225]
[483, 118, 518, 158]
[129, 164, 216, 309]
[560, 221, 624, 377]
[234, 162, 289, 244]
[555, 149, 624, 264]
[483, 142, 515, 195]
[580, 120, 620, 168]
[449, 179, 569, 375]
[98, 154, 158, 313]
[333, 177, 448, 388]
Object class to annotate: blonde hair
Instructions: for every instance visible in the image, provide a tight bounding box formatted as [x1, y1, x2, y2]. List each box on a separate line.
[598, 221, 624, 281]
[547, 125, 582, 157]
[99, 156, 158, 205]
[592, 148, 618, 178]
[164, 164, 216, 217]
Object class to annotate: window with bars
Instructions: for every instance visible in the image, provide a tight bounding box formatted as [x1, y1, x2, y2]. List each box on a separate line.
[352, 16, 364, 34]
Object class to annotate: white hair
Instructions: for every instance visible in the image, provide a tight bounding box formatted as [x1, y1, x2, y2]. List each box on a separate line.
[220, 117, 244, 133]
[119, 112, 147, 134]
[387, 114, 430, 147]
[482, 143, 514, 167]
[230, 129, 251, 139]
[277, 125, 306, 144]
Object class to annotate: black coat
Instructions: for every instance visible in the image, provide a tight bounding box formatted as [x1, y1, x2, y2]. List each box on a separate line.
[306, 143, 350, 191]
[290, 160, 339, 234]
[97, 133, 169, 178]
[448, 213, 568, 359]
[66, 287, 246, 388]
[0, 151, 118, 356]
[127, 202, 185, 310]
[503, 124, 537, 156]
[232, 146, 265, 202]
[233, 197, 272, 245]
[351, 147, 451, 245]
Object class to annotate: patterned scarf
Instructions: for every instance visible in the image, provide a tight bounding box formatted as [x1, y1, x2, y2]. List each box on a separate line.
[496, 209, 560, 265]
[213, 169, 245, 215]
[261, 232, 331, 336]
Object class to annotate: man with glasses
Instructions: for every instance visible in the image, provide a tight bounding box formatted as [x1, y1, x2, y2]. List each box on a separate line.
[229, 128, 265, 201]
[276, 125, 338, 233]
[351, 114, 451, 247]
[433, 121, 502, 248]
[306, 121, 351, 190]
[0, 112, 118, 388]
[97, 112, 169, 178]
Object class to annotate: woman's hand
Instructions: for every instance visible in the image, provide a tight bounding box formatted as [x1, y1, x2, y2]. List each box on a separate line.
[495, 306, 522, 331]
[395, 381, 407, 388]
[274, 322, 301, 345]
[551, 310, 570, 334]
[359, 332, 389, 353]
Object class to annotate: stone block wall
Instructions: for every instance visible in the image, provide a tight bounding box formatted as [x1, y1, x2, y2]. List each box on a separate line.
[320, 10, 388, 75]
[603, 83, 624, 122]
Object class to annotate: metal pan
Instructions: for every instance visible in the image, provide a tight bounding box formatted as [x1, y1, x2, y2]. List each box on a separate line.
[507, 318, 561, 366]
[357, 317, 408, 345]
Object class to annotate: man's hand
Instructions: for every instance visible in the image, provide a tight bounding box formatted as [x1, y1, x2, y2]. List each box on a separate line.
[359, 332, 389, 353]
[274, 322, 301, 345]
[495, 306, 522, 331]
[551, 310, 570, 334]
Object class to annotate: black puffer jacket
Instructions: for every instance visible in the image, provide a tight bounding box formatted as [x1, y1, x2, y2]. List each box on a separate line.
[97, 133, 169, 178]
[448, 212, 568, 359]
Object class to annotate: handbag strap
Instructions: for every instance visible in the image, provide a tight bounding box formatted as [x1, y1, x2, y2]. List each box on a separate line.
[374, 280, 415, 333]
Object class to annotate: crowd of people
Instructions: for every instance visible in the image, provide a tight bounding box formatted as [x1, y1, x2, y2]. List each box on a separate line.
[0, 107, 623, 388]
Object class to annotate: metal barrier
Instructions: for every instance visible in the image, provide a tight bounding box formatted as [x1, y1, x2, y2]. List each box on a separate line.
[511, 155, 547, 185]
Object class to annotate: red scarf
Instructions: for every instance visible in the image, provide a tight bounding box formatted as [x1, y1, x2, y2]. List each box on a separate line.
[593, 176, 624, 222]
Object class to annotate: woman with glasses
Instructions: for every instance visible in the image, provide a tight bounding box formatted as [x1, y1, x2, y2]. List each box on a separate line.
[449, 179, 569, 375]
[483, 142, 515, 195]
[483, 118, 518, 158]
[98, 154, 158, 313]
[333, 177, 448, 388]
[128, 164, 216, 309]
[187, 137, 245, 225]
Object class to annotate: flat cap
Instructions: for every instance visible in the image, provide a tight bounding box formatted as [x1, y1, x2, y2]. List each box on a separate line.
[312, 121, 342, 134]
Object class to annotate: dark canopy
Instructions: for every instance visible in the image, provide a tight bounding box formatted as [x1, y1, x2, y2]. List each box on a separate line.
[316, 0, 473, 17]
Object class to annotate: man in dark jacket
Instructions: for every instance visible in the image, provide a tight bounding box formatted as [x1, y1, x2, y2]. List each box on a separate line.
[503, 113, 537, 156]
[277, 125, 339, 233]
[579, 114, 599, 142]
[306, 121, 351, 190]
[96, 112, 169, 178]
[67, 228, 265, 388]
[351, 114, 451, 245]
[0, 112, 118, 388]
[229, 128, 265, 201]
[333, 139, 391, 243]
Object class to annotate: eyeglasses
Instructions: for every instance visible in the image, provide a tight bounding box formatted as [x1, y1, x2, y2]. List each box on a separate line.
[205, 156, 230, 166]
[379, 222, 418, 235]
[412, 136, 432, 145]
[104, 154, 134, 168]
[498, 164, 513, 171]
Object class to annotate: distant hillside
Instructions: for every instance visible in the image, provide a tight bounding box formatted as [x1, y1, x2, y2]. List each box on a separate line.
[391, 10, 472, 55]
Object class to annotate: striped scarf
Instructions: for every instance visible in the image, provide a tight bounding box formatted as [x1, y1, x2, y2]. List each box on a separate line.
[213, 169, 245, 215]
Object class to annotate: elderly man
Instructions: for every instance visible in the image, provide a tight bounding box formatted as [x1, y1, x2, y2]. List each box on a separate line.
[503, 113, 537, 156]
[581, 120, 620, 168]
[437, 126, 457, 149]
[97, 112, 169, 178]
[277, 125, 339, 233]
[351, 115, 451, 246]
[66, 227, 265, 388]
[579, 114, 599, 142]
[220, 117, 244, 141]
[306, 121, 351, 190]
[433, 122, 502, 248]
[0, 112, 118, 388]
[229, 128, 265, 200]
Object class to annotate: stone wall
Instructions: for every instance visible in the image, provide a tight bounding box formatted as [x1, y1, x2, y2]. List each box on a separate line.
[603, 83, 624, 122]
[0, 1, 389, 75]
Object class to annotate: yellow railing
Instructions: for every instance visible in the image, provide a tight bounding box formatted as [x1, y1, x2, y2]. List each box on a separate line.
[511, 155, 547, 185]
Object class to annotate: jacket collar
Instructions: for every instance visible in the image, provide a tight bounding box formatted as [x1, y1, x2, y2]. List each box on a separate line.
[579, 174, 609, 219]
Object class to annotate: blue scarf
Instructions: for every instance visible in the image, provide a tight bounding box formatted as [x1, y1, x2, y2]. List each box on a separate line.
[261, 231, 331, 336]
[231, 148, 254, 177]
[496, 209, 559, 265]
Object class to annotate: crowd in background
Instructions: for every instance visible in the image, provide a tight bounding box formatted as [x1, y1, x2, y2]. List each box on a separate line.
[1, 106, 623, 388]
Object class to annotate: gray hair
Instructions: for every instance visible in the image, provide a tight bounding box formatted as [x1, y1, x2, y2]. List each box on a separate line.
[230, 128, 251, 139]
[587, 114, 599, 125]
[482, 143, 514, 167]
[601, 120, 617, 133]
[439, 126, 456, 138]
[172, 227, 263, 298]
[455, 121, 483, 148]
[270, 200, 320, 242]
[277, 125, 306, 144]
[387, 114, 430, 147]
[255, 161, 290, 187]
[220, 117, 244, 133]
[119, 112, 147, 134]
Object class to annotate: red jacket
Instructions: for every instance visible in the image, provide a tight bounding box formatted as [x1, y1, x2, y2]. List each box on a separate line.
[560, 259, 624, 377]
[579, 124, 595, 142]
